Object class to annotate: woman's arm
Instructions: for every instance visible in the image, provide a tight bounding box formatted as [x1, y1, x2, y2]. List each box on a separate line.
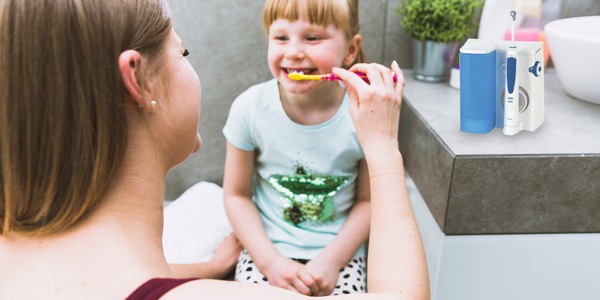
[168, 233, 241, 279]
[305, 159, 371, 296]
[334, 62, 430, 299]
[222, 142, 317, 295]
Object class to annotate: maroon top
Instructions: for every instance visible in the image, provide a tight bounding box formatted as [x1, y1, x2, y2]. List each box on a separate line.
[126, 278, 199, 300]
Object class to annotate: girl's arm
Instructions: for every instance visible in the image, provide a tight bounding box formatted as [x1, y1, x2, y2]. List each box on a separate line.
[305, 159, 371, 296]
[222, 142, 318, 295]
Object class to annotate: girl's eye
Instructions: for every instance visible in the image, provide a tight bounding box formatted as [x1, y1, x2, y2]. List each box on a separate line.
[306, 36, 320, 41]
[274, 35, 288, 41]
[183, 49, 190, 57]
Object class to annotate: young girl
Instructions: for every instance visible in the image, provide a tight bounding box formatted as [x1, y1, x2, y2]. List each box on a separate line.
[223, 0, 370, 296]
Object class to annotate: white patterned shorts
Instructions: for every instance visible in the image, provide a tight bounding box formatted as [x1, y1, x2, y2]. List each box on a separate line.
[234, 249, 366, 295]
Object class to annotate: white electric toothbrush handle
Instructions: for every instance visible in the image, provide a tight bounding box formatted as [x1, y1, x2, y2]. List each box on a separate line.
[504, 51, 519, 126]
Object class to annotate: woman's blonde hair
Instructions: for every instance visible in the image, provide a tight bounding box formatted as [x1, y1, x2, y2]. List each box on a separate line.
[262, 0, 366, 67]
[0, 0, 172, 236]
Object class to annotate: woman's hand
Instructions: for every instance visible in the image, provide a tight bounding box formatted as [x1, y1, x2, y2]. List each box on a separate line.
[168, 233, 242, 279]
[261, 255, 318, 296]
[210, 233, 242, 276]
[332, 62, 405, 159]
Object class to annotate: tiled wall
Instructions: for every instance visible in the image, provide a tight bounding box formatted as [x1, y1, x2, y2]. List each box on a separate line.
[165, 0, 600, 200]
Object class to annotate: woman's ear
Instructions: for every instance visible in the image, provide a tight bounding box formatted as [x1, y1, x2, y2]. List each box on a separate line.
[343, 34, 362, 67]
[118, 50, 144, 107]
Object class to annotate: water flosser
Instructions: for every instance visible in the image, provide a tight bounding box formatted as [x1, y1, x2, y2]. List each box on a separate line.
[503, 11, 520, 135]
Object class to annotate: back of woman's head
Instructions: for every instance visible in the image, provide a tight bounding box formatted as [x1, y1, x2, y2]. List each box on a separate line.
[262, 0, 366, 66]
[0, 0, 172, 236]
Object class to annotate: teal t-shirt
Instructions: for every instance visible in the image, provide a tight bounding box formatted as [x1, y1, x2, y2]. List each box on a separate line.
[223, 79, 365, 259]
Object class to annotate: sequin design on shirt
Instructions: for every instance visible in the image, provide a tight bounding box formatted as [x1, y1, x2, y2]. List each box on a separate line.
[267, 165, 353, 226]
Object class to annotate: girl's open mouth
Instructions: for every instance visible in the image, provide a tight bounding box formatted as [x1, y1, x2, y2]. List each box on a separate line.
[285, 68, 317, 76]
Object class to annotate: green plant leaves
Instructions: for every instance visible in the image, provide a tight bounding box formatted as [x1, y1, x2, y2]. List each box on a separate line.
[396, 0, 484, 43]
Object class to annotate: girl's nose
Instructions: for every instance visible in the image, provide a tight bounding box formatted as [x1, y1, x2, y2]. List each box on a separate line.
[284, 40, 305, 60]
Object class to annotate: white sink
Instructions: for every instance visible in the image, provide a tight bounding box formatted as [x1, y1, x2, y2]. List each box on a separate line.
[545, 16, 600, 105]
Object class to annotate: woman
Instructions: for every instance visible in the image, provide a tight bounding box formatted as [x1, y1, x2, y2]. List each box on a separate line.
[0, 0, 429, 299]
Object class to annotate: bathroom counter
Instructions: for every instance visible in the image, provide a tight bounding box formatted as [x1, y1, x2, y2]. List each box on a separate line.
[398, 69, 600, 234]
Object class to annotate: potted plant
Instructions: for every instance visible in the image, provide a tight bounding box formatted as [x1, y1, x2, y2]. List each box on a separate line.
[396, 0, 484, 82]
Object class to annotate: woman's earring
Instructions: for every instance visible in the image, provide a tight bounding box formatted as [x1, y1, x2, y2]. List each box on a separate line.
[151, 100, 157, 108]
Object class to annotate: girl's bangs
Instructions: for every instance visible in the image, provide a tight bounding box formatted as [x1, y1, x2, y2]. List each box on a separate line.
[263, 0, 348, 30]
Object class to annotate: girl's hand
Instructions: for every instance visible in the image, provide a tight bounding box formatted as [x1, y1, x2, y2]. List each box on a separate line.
[210, 233, 242, 276]
[261, 255, 318, 296]
[305, 257, 341, 296]
[332, 62, 405, 158]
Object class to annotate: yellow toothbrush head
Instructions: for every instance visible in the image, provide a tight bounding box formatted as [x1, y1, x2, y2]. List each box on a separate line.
[288, 72, 322, 81]
[288, 72, 304, 80]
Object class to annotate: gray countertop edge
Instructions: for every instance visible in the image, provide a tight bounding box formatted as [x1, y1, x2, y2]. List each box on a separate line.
[398, 71, 600, 234]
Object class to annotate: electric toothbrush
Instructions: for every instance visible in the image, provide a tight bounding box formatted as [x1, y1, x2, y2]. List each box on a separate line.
[504, 10, 520, 135]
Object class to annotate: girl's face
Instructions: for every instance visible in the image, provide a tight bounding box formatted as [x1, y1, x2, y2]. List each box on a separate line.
[267, 17, 359, 95]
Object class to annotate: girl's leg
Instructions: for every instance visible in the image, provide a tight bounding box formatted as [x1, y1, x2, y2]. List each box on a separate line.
[234, 249, 269, 284]
[331, 257, 367, 295]
[234, 249, 366, 295]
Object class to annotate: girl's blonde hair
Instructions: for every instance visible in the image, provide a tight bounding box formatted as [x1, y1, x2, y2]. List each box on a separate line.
[262, 0, 366, 67]
[0, 0, 172, 236]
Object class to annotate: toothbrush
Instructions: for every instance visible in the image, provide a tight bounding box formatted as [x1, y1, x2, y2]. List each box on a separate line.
[288, 71, 398, 83]
[503, 10, 520, 136]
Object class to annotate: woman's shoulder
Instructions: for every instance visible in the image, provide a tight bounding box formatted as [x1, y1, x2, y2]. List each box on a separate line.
[160, 279, 299, 299]
[163, 279, 399, 299]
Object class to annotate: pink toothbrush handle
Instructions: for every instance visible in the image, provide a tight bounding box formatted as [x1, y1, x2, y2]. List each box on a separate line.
[322, 72, 398, 83]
